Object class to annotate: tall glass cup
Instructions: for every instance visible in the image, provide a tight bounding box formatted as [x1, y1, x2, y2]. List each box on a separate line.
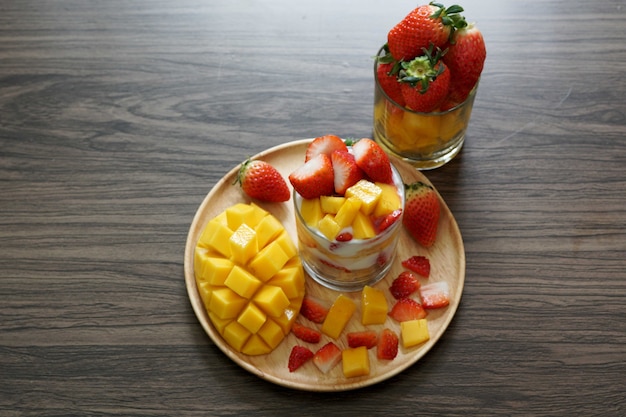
[373, 47, 478, 170]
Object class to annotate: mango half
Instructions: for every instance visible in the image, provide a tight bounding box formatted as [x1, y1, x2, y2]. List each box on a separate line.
[194, 202, 305, 355]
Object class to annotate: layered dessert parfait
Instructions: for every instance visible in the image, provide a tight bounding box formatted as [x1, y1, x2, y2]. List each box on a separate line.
[288, 136, 405, 291]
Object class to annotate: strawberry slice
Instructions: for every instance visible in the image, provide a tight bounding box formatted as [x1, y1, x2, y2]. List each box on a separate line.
[389, 271, 421, 299]
[351, 138, 393, 183]
[373, 209, 403, 234]
[289, 153, 335, 199]
[401, 255, 430, 278]
[299, 295, 330, 324]
[305, 135, 348, 162]
[346, 330, 378, 349]
[420, 282, 450, 309]
[291, 322, 322, 344]
[288, 345, 314, 372]
[313, 342, 342, 374]
[389, 298, 427, 322]
[377, 328, 399, 360]
[331, 149, 364, 195]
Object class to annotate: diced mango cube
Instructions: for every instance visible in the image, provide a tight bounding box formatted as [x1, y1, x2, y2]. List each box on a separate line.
[322, 294, 356, 339]
[197, 218, 233, 258]
[374, 182, 402, 217]
[268, 264, 305, 299]
[208, 288, 247, 320]
[361, 285, 388, 325]
[345, 180, 382, 215]
[257, 319, 285, 349]
[335, 197, 362, 228]
[272, 305, 299, 334]
[300, 198, 323, 227]
[241, 334, 271, 355]
[320, 195, 346, 214]
[222, 321, 251, 352]
[342, 346, 370, 378]
[352, 211, 376, 240]
[224, 265, 262, 299]
[208, 312, 231, 334]
[273, 231, 298, 259]
[225, 203, 255, 230]
[229, 223, 258, 265]
[254, 214, 283, 248]
[237, 302, 267, 333]
[401, 319, 430, 348]
[254, 285, 290, 317]
[248, 240, 289, 282]
[194, 248, 234, 286]
[197, 281, 213, 309]
[318, 214, 341, 241]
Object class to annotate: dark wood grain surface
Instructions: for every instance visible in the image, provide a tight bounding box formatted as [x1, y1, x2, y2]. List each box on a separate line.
[1, 0, 624, 415]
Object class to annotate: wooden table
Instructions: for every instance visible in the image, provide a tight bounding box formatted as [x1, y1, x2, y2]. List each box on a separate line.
[1, 0, 624, 415]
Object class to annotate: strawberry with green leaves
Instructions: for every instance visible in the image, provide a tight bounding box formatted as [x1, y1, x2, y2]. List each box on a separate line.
[236, 159, 290, 202]
[444, 22, 486, 103]
[387, 2, 467, 62]
[376, 52, 405, 106]
[398, 46, 450, 112]
[403, 181, 440, 247]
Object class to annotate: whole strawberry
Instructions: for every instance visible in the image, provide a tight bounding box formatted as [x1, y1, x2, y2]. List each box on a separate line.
[387, 2, 467, 62]
[443, 22, 486, 103]
[236, 159, 290, 202]
[376, 51, 405, 106]
[398, 47, 451, 112]
[403, 181, 440, 247]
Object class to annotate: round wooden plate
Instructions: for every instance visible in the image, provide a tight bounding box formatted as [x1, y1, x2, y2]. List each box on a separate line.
[184, 139, 465, 391]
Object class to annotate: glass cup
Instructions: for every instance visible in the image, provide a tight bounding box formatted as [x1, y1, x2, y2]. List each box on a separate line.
[293, 165, 405, 292]
[373, 46, 478, 170]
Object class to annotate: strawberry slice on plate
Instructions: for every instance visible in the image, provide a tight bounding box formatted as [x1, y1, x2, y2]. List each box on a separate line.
[420, 282, 450, 309]
[347, 330, 378, 349]
[389, 298, 427, 322]
[401, 255, 430, 278]
[313, 342, 342, 374]
[289, 153, 335, 199]
[376, 328, 399, 360]
[291, 322, 322, 344]
[299, 295, 330, 324]
[305, 134, 348, 162]
[288, 345, 314, 372]
[389, 271, 421, 299]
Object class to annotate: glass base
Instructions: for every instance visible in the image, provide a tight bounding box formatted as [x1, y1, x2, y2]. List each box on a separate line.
[374, 131, 465, 170]
[301, 254, 394, 292]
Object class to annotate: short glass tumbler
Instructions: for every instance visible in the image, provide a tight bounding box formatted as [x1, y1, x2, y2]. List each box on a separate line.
[293, 165, 405, 292]
[373, 47, 478, 170]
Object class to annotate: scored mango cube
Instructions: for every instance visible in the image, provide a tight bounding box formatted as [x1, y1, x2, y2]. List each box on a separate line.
[352, 211, 376, 240]
[237, 302, 267, 333]
[229, 223, 258, 265]
[254, 214, 283, 248]
[248, 240, 289, 282]
[241, 334, 271, 356]
[335, 197, 362, 228]
[197, 218, 233, 258]
[273, 231, 298, 259]
[361, 285, 388, 325]
[224, 265, 262, 299]
[225, 203, 267, 230]
[222, 321, 251, 352]
[268, 264, 305, 299]
[254, 285, 290, 317]
[194, 248, 234, 286]
[300, 198, 323, 227]
[345, 180, 382, 215]
[401, 319, 431, 348]
[318, 214, 341, 241]
[373, 182, 402, 217]
[257, 319, 285, 350]
[322, 294, 356, 339]
[208, 288, 247, 320]
[320, 195, 346, 214]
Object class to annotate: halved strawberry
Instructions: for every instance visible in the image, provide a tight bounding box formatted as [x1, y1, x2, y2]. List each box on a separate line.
[331, 149, 364, 195]
[288, 345, 314, 372]
[347, 330, 378, 349]
[289, 153, 335, 199]
[373, 209, 403, 234]
[389, 298, 427, 322]
[377, 328, 399, 360]
[299, 295, 330, 324]
[401, 255, 431, 278]
[236, 159, 290, 203]
[389, 271, 421, 299]
[291, 322, 322, 344]
[313, 342, 342, 374]
[420, 281, 450, 309]
[351, 138, 393, 183]
[305, 135, 348, 162]
[403, 181, 440, 247]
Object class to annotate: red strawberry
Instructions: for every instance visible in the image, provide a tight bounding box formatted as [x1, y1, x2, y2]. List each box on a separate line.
[401, 255, 431, 278]
[313, 342, 342, 374]
[289, 153, 335, 199]
[236, 159, 290, 203]
[335, 232, 353, 242]
[331, 150, 364, 195]
[389, 298, 427, 322]
[399, 48, 451, 112]
[403, 181, 440, 247]
[347, 331, 378, 349]
[420, 281, 450, 309]
[291, 322, 322, 344]
[376, 60, 405, 107]
[443, 22, 486, 103]
[288, 345, 314, 372]
[305, 134, 348, 162]
[387, 3, 466, 61]
[300, 295, 330, 324]
[389, 271, 421, 299]
[351, 138, 393, 183]
[377, 328, 399, 360]
[373, 209, 403, 234]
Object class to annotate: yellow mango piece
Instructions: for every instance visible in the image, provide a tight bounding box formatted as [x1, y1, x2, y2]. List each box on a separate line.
[222, 321, 251, 352]
[197, 281, 212, 309]
[226, 203, 267, 230]
[322, 294, 356, 339]
[273, 231, 298, 259]
[345, 180, 382, 215]
[352, 211, 376, 240]
[208, 312, 231, 334]
[254, 214, 283, 248]
[254, 285, 290, 317]
[334, 197, 362, 228]
[320, 195, 346, 214]
[224, 265, 262, 299]
[268, 264, 305, 299]
[198, 218, 233, 258]
[208, 288, 247, 320]
[373, 182, 402, 217]
[318, 214, 341, 241]
[401, 319, 430, 348]
[257, 319, 285, 350]
[248, 240, 289, 282]
[361, 285, 388, 325]
[241, 334, 271, 355]
[194, 248, 234, 286]
[229, 223, 258, 265]
[342, 346, 370, 378]
[273, 305, 299, 334]
[300, 198, 323, 227]
[237, 302, 267, 333]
